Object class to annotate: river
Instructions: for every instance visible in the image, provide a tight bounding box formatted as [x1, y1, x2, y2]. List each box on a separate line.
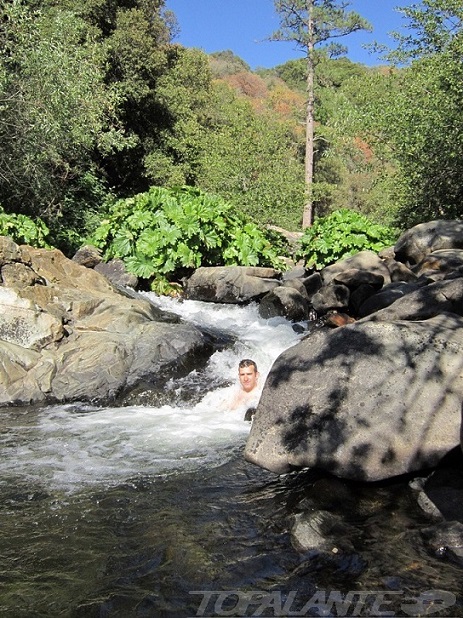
[0, 297, 462, 617]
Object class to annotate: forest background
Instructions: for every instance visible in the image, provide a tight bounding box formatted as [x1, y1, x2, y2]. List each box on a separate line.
[1, 0, 462, 288]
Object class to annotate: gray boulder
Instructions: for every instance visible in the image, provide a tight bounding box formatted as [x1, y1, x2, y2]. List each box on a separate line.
[382, 257, 417, 282]
[258, 286, 310, 322]
[358, 280, 428, 318]
[0, 240, 205, 406]
[94, 257, 138, 289]
[311, 282, 350, 314]
[301, 272, 323, 299]
[365, 277, 463, 322]
[394, 220, 463, 266]
[185, 266, 281, 303]
[72, 244, 102, 269]
[320, 251, 391, 285]
[413, 249, 463, 280]
[245, 313, 463, 481]
[332, 268, 384, 290]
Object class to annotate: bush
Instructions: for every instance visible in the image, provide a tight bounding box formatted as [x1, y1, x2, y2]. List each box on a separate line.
[88, 186, 288, 292]
[0, 207, 51, 248]
[297, 208, 398, 269]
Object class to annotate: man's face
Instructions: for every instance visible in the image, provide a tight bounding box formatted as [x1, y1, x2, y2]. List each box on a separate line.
[239, 365, 258, 393]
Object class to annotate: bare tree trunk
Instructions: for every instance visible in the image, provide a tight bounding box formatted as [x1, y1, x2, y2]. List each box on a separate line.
[302, 0, 315, 229]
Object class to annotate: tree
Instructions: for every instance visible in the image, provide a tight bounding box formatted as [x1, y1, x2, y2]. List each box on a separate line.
[340, 0, 463, 228]
[0, 0, 211, 250]
[272, 0, 371, 228]
[0, 1, 130, 248]
[388, 0, 463, 61]
[197, 81, 305, 230]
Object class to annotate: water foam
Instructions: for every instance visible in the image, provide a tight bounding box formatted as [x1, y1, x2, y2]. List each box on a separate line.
[0, 297, 303, 490]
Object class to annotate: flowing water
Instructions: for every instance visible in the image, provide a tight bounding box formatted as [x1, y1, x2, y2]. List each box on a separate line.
[0, 297, 462, 617]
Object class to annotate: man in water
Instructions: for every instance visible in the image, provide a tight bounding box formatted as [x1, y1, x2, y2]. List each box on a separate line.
[229, 358, 260, 412]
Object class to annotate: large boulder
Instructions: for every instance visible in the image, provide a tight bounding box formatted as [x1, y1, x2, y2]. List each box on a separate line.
[258, 286, 310, 322]
[357, 281, 427, 318]
[245, 313, 463, 481]
[94, 258, 138, 289]
[320, 251, 391, 286]
[310, 282, 350, 314]
[185, 266, 281, 303]
[365, 277, 463, 322]
[0, 240, 206, 406]
[394, 220, 463, 266]
[413, 249, 463, 280]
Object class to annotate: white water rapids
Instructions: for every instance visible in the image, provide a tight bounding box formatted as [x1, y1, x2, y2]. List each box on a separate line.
[0, 296, 303, 491]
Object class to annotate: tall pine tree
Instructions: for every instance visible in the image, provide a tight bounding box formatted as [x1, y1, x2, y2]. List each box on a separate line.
[272, 0, 371, 227]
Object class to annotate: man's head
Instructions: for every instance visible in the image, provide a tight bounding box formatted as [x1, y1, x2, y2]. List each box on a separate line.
[238, 359, 259, 393]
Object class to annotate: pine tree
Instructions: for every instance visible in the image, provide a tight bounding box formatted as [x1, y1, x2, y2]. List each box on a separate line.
[272, 0, 371, 228]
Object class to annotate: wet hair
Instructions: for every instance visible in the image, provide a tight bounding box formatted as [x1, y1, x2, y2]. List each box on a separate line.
[239, 358, 258, 372]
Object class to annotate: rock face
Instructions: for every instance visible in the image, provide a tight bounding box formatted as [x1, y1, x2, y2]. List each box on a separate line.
[0, 237, 205, 406]
[185, 266, 281, 304]
[246, 220, 463, 482]
[245, 313, 463, 481]
[394, 220, 463, 265]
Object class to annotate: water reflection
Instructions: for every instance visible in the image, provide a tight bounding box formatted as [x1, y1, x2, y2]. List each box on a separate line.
[2, 456, 463, 617]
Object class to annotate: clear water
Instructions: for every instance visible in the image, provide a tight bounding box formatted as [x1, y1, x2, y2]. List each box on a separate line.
[0, 297, 462, 617]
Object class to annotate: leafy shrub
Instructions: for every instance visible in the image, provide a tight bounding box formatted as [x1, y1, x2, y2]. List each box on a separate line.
[296, 208, 398, 269]
[88, 186, 287, 291]
[0, 207, 51, 247]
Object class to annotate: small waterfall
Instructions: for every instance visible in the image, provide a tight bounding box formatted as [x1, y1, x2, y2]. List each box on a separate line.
[0, 296, 303, 492]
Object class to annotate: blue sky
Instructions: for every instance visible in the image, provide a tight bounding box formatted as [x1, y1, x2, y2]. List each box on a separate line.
[164, 0, 414, 69]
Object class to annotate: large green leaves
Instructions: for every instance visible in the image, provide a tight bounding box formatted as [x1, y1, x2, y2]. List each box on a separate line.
[0, 207, 50, 248]
[297, 208, 398, 269]
[88, 186, 287, 291]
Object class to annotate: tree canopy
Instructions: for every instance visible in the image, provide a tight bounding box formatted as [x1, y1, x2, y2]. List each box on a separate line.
[1, 0, 463, 259]
[271, 0, 372, 227]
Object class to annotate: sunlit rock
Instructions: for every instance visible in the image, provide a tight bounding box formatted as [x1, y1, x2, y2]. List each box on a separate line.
[394, 220, 463, 266]
[0, 287, 64, 349]
[0, 239, 206, 406]
[185, 265, 280, 303]
[245, 313, 463, 481]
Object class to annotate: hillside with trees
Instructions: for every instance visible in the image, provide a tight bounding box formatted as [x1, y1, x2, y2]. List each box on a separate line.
[1, 0, 462, 288]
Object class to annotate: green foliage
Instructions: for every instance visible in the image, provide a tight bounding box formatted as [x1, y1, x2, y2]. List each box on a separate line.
[7, 0, 463, 255]
[143, 46, 213, 187]
[209, 50, 251, 77]
[0, 1, 130, 247]
[88, 186, 287, 290]
[385, 54, 463, 227]
[296, 208, 398, 269]
[337, 1, 463, 228]
[0, 207, 51, 247]
[387, 0, 463, 62]
[341, 47, 463, 227]
[197, 82, 305, 230]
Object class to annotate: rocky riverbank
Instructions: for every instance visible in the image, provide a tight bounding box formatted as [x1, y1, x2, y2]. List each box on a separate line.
[2, 219, 463, 485]
[0, 237, 206, 406]
[242, 220, 463, 482]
